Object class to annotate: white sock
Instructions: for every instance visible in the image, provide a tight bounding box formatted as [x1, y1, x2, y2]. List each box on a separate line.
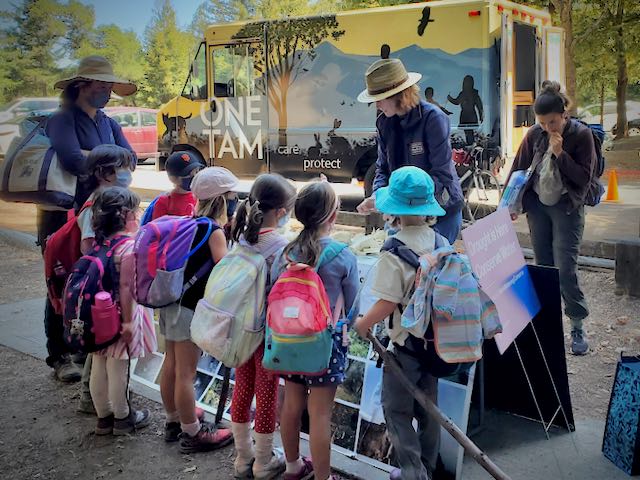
[231, 422, 254, 463]
[285, 458, 304, 474]
[166, 411, 179, 423]
[253, 431, 275, 468]
[181, 420, 200, 437]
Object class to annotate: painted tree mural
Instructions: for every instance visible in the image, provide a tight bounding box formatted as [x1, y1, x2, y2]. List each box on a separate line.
[233, 16, 345, 145]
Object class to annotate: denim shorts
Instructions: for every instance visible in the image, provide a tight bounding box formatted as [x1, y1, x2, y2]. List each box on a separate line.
[158, 304, 194, 342]
[285, 332, 349, 387]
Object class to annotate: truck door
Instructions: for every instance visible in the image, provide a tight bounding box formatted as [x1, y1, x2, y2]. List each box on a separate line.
[209, 41, 268, 177]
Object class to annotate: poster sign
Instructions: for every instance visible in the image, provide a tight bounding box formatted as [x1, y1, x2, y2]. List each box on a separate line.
[461, 208, 541, 353]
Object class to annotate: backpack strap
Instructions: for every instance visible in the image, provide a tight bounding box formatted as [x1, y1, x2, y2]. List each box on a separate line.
[183, 217, 216, 261]
[140, 194, 167, 226]
[181, 218, 219, 294]
[380, 237, 420, 270]
[316, 240, 348, 271]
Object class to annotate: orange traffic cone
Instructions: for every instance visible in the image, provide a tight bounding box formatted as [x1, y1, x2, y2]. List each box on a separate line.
[605, 169, 620, 203]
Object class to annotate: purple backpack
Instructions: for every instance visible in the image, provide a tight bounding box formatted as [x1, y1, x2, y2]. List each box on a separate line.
[133, 216, 216, 308]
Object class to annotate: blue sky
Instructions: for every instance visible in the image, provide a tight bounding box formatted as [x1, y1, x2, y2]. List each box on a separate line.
[0, 0, 204, 39]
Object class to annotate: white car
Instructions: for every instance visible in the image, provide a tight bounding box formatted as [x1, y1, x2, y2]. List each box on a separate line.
[0, 97, 60, 124]
[578, 101, 640, 134]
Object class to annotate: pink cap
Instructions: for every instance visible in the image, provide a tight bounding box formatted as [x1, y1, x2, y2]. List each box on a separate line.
[191, 167, 243, 200]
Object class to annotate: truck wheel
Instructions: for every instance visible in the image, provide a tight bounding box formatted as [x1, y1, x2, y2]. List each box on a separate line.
[364, 162, 377, 198]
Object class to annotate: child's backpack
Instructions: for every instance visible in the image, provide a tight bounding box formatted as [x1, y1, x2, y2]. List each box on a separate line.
[140, 194, 164, 226]
[575, 119, 606, 207]
[263, 241, 347, 376]
[44, 200, 93, 315]
[62, 235, 129, 353]
[190, 240, 284, 368]
[133, 215, 217, 308]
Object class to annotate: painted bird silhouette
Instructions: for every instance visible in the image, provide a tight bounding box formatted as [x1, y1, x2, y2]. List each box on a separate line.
[417, 7, 434, 36]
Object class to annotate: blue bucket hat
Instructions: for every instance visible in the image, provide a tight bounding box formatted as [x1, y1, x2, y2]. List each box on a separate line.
[375, 166, 446, 217]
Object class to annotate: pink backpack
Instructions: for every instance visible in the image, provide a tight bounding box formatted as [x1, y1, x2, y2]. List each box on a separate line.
[133, 216, 217, 308]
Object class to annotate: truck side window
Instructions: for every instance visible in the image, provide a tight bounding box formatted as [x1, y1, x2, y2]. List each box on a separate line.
[183, 42, 207, 101]
[212, 44, 255, 98]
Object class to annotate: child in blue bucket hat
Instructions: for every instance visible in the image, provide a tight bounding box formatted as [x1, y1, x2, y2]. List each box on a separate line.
[355, 166, 446, 480]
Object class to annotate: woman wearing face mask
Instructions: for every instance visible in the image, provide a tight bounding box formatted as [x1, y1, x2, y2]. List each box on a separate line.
[507, 80, 596, 356]
[38, 56, 137, 384]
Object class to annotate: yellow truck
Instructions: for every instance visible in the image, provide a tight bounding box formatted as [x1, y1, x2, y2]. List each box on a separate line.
[157, 0, 564, 193]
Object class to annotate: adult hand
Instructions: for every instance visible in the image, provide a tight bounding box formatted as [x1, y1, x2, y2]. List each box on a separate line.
[357, 196, 376, 214]
[549, 132, 563, 157]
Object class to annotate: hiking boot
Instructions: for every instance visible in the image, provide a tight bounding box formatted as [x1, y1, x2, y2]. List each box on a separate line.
[53, 358, 81, 383]
[164, 408, 207, 442]
[70, 352, 87, 365]
[113, 409, 151, 435]
[95, 414, 114, 435]
[179, 422, 233, 454]
[253, 450, 286, 480]
[77, 393, 96, 415]
[570, 328, 589, 355]
[283, 457, 313, 480]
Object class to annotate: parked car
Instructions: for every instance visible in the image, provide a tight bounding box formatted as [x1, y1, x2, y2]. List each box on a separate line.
[578, 101, 640, 134]
[0, 109, 54, 158]
[0, 97, 59, 124]
[612, 118, 640, 137]
[104, 107, 159, 163]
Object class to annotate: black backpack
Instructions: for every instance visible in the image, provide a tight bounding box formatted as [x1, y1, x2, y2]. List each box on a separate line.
[62, 235, 128, 353]
[575, 119, 606, 206]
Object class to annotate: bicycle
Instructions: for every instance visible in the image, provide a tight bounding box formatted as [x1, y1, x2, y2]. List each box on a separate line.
[453, 135, 503, 225]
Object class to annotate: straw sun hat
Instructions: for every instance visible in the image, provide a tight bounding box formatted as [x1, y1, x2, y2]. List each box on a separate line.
[357, 58, 422, 103]
[54, 56, 137, 96]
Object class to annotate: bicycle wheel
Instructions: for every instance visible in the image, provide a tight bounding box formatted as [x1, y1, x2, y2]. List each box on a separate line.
[463, 169, 502, 224]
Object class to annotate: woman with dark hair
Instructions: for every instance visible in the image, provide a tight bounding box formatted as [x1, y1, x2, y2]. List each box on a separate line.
[40, 56, 137, 383]
[507, 80, 596, 355]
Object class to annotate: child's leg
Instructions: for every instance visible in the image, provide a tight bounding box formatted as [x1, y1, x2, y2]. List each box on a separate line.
[252, 345, 283, 475]
[174, 340, 200, 433]
[280, 380, 307, 463]
[381, 346, 431, 480]
[160, 341, 178, 421]
[231, 350, 257, 470]
[106, 357, 130, 420]
[414, 370, 440, 474]
[89, 354, 111, 418]
[307, 385, 338, 480]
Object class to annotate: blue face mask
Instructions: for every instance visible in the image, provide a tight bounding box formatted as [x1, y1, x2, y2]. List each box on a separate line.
[114, 169, 132, 188]
[277, 213, 290, 228]
[226, 197, 238, 218]
[88, 91, 111, 109]
[179, 176, 193, 191]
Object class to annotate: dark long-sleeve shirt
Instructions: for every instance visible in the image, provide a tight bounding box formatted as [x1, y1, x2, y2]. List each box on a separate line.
[46, 105, 136, 206]
[373, 100, 463, 213]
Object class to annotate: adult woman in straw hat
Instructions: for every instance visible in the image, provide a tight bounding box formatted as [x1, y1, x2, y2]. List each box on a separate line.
[356, 58, 463, 244]
[39, 56, 137, 385]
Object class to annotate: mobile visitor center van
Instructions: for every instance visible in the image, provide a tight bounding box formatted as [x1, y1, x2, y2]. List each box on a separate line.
[157, 0, 564, 192]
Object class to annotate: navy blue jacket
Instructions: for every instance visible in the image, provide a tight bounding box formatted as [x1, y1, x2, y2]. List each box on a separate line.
[373, 101, 463, 213]
[46, 106, 136, 207]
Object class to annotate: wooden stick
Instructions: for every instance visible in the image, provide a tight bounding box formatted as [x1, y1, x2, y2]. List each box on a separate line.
[366, 331, 511, 480]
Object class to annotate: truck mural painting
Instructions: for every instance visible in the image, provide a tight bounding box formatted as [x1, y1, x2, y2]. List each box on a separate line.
[158, 0, 562, 194]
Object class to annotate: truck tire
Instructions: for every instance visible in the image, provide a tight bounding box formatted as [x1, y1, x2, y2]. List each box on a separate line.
[364, 162, 377, 198]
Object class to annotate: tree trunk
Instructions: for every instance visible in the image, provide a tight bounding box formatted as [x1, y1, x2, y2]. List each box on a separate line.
[278, 87, 288, 147]
[600, 79, 605, 126]
[558, 0, 578, 115]
[614, 0, 628, 139]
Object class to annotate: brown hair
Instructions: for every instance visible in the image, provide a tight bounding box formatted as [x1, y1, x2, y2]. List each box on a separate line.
[92, 186, 140, 243]
[283, 181, 339, 267]
[534, 80, 572, 115]
[392, 84, 421, 111]
[232, 173, 296, 244]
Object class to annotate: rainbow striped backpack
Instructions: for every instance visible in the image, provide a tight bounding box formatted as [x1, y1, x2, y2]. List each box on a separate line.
[263, 241, 347, 376]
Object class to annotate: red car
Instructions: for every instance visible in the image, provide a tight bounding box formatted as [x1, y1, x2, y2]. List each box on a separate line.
[104, 107, 158, 163]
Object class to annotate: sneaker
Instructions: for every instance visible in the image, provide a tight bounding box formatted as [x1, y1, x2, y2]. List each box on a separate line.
[53, 358, 81, 383]
[283, 457, 313, 480]
[570, 328, 589, 355]
[164, 408, 207, 442]
[95, 414, 114, 435]
[234, 457, 255, 479]
[77, 393, 96, 415]
[113, 409, 151, 435]
[179, 422, 233, 454]
[254, 450, 286, 480]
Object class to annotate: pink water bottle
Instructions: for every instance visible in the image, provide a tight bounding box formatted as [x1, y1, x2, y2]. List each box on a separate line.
[91, 291, 121, 345]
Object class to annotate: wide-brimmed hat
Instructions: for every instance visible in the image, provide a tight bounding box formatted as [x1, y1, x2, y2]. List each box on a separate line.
[376, 166, 446, 217]
[54, 56, 137, 96]
[357, 59, 422, 103]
